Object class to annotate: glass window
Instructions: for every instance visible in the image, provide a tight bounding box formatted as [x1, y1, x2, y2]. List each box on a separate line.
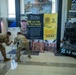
[8, 0, 16, 18]
[20, 0, 57, 14]
[20, 0, 58, 53]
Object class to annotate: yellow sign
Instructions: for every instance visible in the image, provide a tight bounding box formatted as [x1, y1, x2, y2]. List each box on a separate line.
[44, 27, 57, 40]
[44, 13, 57, 27]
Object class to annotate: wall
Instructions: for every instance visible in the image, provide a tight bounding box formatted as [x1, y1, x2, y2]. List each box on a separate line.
[0, 0, 1, 17]
[0, 0, 8, 34]
[20, 0, 25, 14]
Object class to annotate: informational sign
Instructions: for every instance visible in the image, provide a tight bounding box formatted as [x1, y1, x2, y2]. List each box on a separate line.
[27, 14, 43, 39]
[44, 13, 57, 40]
[24, 0, 52, 14]
[44, 27, 57, 40]
[20, 13, 57, 52]
[44, 13, 57, 27]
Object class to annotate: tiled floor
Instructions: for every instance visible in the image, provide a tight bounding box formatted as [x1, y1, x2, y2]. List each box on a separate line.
[6, 64, 76, 75]
[0, 45, 76, 75]
[0, 63, 5, 70]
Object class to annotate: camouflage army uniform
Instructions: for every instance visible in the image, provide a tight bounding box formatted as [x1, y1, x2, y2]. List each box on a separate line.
[0, 35, 11, 58]
[13, 34, 31, 60]
[20, 28, 27, 35]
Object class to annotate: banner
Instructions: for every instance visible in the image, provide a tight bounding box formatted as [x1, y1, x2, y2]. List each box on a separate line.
[20, 13, 57, 52]
[44, 13, 57, 40]
[27, 14, 43, 39]
[44, 27, 57, 40]
[44, 13, 57, 27]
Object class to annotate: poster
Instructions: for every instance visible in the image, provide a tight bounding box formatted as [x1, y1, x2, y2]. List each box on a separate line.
[27, 14, 43, 39]
[44, 27, 57, 40]
[20, 13, 57, 52]
[24, 0, 52, 14]
[44, 13, 57, 40]
[44, 13, 57, 27]
[30, 39, 56, 52]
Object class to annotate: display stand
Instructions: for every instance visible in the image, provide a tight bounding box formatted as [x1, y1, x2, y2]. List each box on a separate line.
[60, 1, 76, 57]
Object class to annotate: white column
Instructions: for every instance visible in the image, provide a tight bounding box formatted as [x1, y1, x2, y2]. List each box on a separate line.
[20, 0, 25, 14]
[61, 0, 68, 40]
[52, 0, 58, 13]
[0, 0, 8, 34]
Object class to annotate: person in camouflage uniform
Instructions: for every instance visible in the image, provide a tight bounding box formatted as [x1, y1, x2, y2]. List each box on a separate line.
[0, 32, 12, 62]
[13, 32, 31, 62]
[20, 16, 29, 39]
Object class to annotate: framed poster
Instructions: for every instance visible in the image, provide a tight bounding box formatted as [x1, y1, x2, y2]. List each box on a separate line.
[27, 14, 43, 39]
[24, 0, 52, 14]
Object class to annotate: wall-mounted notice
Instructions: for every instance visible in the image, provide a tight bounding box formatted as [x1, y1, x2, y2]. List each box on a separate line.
[44, 27, 57, 40]
[27, 14, 43, 39]
[44, 13, 57, 27]
[44, 13, 57, 40]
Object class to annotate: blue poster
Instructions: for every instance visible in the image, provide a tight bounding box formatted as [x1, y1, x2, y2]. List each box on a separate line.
[27, 14, 43, 39]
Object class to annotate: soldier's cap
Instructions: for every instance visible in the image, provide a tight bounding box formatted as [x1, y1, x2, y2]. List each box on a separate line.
[20, 16, 28, 22]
